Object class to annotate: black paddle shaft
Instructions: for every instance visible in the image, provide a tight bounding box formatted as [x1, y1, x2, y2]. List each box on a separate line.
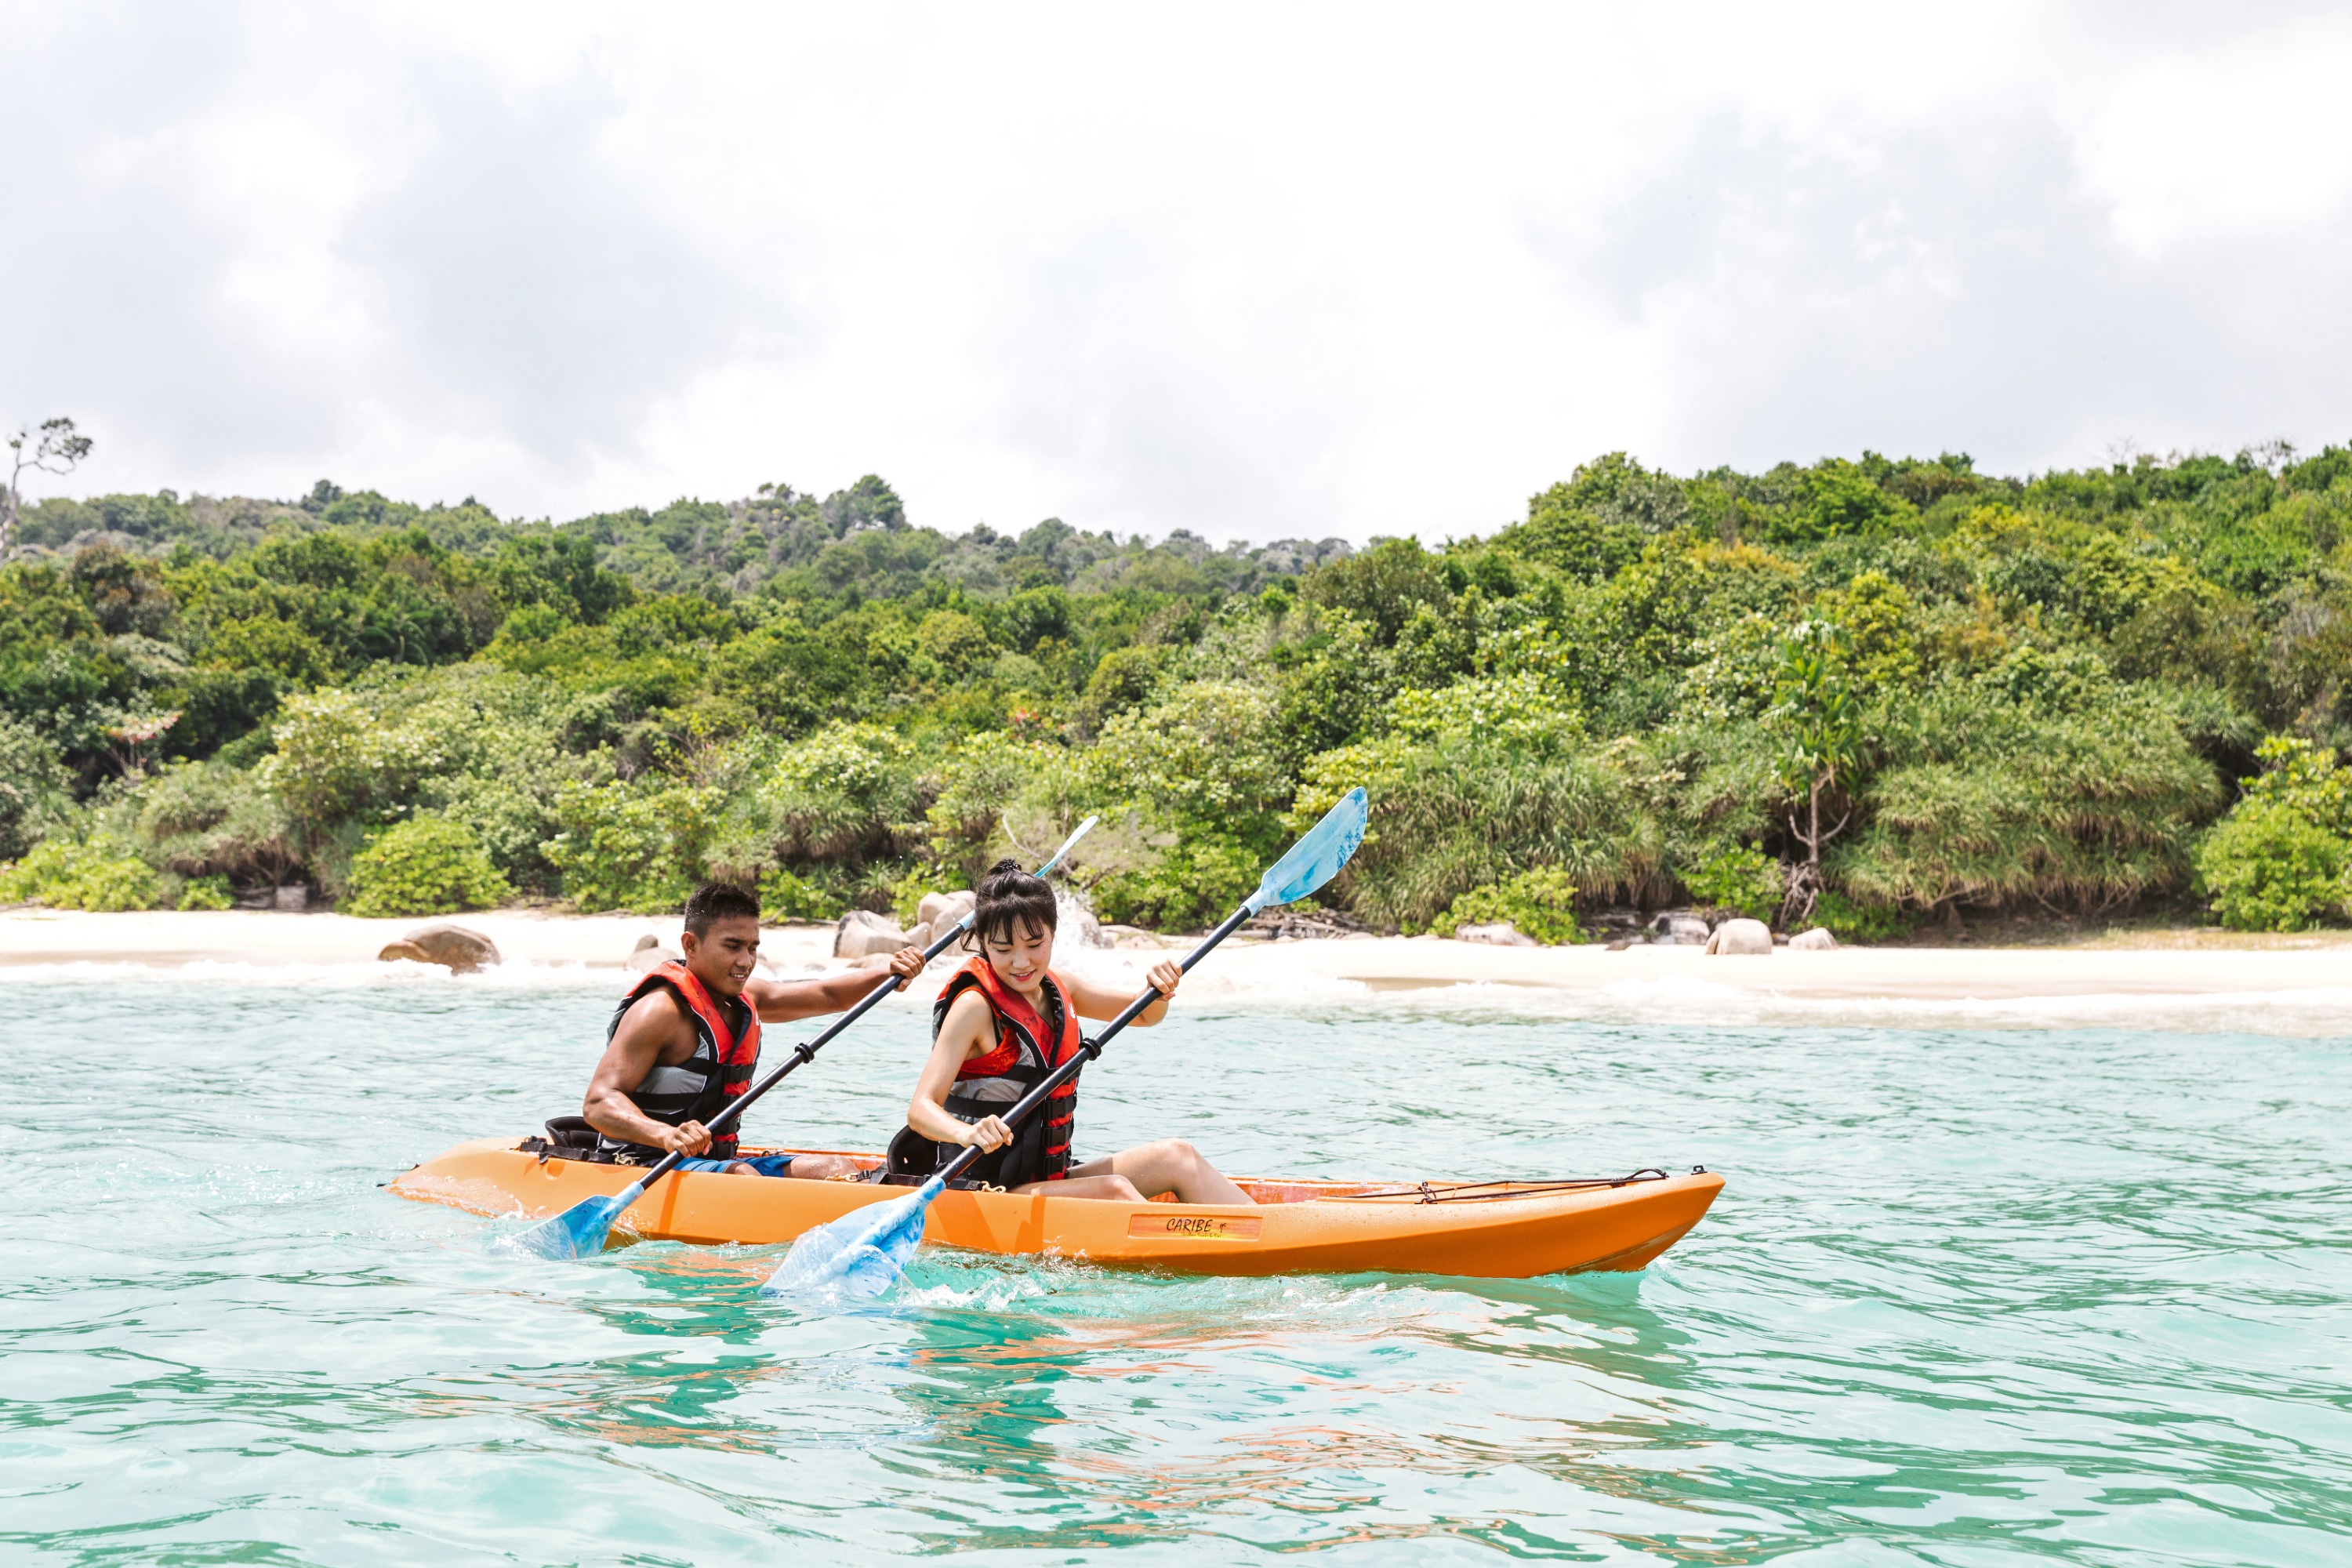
[935, 902, 1254, 1185]
[626, 916, 980, 1191]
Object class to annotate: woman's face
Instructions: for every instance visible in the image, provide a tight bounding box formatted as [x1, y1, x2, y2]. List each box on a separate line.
[982, 920, 1053, 994]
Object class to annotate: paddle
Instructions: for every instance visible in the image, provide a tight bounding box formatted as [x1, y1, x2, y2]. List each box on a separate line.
[760, 786, 1370, 1300]
[494, 816, 1101, 1261]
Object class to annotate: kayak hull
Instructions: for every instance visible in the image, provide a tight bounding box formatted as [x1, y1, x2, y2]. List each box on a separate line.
[390, 1139, 1723, 1279]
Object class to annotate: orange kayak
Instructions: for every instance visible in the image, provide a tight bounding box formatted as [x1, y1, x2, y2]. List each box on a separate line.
[390, 1138, 1723, 1279]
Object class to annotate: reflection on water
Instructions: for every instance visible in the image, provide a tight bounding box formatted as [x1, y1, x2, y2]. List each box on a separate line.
[2, 978, 2347, 1563]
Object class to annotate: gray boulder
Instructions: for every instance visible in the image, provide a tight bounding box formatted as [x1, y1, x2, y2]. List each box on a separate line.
[1050, 898, 1111, 966]
[918, 889, 977, 936]
[833, 909, 911, 959]
[1704, 917, 1773, 955]
[1650, 912, 1712, 946]
[1455, 922, 1537, 946]
[379, 921, 501, 973]
[625, 934, 680, 973]
[1788, 927, 1838, 950]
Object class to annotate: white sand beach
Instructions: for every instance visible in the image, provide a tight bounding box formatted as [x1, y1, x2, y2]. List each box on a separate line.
[3, 906, 2347, 1002]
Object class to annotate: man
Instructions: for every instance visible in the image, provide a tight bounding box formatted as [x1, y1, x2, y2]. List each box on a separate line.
[583, 882, 926, 1178]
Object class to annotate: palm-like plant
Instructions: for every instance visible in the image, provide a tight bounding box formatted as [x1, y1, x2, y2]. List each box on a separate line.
[1769, 628, 1863, 924]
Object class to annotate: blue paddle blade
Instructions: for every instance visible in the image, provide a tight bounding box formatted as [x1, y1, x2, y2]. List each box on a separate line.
[490, 1180, 644, 1261]
[1247, 786, 1368, 913]
[759, 1176, 945, 1299]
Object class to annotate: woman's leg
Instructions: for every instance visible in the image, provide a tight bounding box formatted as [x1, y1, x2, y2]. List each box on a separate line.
[1025, 1139, 1252, 1204]
[1029, 1173, 1146, 1201]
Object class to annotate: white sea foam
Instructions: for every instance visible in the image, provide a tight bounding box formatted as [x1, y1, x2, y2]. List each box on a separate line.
[3, 946, 2347, 1033]
[1061, 956, 2352, 1034]
[0, 956, 622, 991]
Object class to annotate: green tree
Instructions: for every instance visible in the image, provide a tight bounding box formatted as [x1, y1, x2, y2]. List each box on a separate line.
[2193, 736, 2352, 931]
[345, 817, 511, 917]
[3, 418, 93, 559]
[1768, 626, 1863, 923]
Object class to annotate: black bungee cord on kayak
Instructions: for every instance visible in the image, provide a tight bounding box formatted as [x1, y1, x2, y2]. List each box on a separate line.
[1328, 1171, 1674, 1203]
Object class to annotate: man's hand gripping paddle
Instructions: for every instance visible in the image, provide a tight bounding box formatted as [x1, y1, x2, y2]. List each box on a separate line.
[760, 786, 1369, 1301]
[493, 816, 1100, 1261]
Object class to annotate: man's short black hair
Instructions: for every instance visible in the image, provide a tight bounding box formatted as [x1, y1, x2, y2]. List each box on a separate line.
[973, 858, 1058, 947]
[684, 882, 761, 936]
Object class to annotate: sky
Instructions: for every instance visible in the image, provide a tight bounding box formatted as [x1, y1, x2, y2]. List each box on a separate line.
[9, 1, 2352, 543]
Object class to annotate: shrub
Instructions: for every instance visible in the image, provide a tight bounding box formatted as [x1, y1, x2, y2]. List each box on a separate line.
[914, 609, 996, 674]
[1432, 866, 1584, 944]
[177, 874, 234, 911]
[136, 760, 303, 887]
[1092, 681, 1290, 830]
[0, 712, 71, 861]
[1682, 844, 1784, 922]
[757, 863, 844, 922]
[1835, 680, 2220, 913]
[1083, 681, 1295, 927]
[752, 721, 924, 863]
[344, 817, 512, 917]
[256, 688, 445, 828]
[1091, 836, 1263, 931]
[543, 779, 720, 913]
[1811, 889, 1906, 942]
[2191, 736, 2352, 931]
[1294, 731, 1662, 929]
[0, 834, 165, 911]
[1076, 645, 1163, 732]
[2193, 799, 2349, 931]
[922, 729, 1051, 884]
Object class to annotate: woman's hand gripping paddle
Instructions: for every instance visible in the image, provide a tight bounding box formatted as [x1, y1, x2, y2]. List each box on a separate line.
[760, 786, 1369, 1300]
[493, 817, 1101, 1261]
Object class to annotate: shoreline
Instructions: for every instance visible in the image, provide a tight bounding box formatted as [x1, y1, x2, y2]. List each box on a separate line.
[5, 907, 2348, 1003]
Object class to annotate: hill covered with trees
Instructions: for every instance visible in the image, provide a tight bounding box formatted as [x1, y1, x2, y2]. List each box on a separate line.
[3, 448, 2348, 937]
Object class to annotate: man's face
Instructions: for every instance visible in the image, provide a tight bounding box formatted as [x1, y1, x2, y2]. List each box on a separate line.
[681, 915, 760, 996]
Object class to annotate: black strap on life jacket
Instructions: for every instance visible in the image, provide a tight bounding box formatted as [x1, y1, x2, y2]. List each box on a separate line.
[598, 964, 760, 1160]
[887, 964, 1080, 1187]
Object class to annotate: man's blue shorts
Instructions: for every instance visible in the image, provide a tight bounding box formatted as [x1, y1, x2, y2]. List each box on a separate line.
[675, 1153, 802, 1177]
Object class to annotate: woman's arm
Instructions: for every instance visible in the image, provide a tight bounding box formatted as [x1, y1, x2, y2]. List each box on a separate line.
[1067, 958, 1182, 1025]
[906, 991, 1011, 1152]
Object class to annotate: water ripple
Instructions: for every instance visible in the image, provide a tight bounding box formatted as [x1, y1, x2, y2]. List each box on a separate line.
[1, 979, 2346, 1563]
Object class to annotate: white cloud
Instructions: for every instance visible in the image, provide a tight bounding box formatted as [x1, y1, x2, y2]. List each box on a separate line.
[2077, 12, 2352, 255]
[4, 2, 2350, 543]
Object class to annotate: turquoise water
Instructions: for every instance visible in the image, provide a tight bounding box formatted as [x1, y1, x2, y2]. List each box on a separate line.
[3, 965, 2348, 1564]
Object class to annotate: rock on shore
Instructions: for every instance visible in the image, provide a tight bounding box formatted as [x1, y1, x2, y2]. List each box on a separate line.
[377, 922, 502, 973]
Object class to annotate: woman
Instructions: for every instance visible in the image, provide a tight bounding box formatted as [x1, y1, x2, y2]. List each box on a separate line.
[890, 858, 1252, 1204]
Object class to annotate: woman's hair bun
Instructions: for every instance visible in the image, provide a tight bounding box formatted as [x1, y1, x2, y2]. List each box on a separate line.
[973, 856, 1058, 946]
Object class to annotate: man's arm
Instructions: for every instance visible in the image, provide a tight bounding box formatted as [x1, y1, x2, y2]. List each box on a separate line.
[583, 990, 712, 1155]
[745, 945, 927, 1022]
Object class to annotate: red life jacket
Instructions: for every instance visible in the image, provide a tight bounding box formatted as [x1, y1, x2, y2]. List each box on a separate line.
[891, 954, 1083, 1185]
[604, 960, 761, 1160]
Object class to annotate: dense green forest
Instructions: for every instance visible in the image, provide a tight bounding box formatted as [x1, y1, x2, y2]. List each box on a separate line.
[4, 448, 2350, 936]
